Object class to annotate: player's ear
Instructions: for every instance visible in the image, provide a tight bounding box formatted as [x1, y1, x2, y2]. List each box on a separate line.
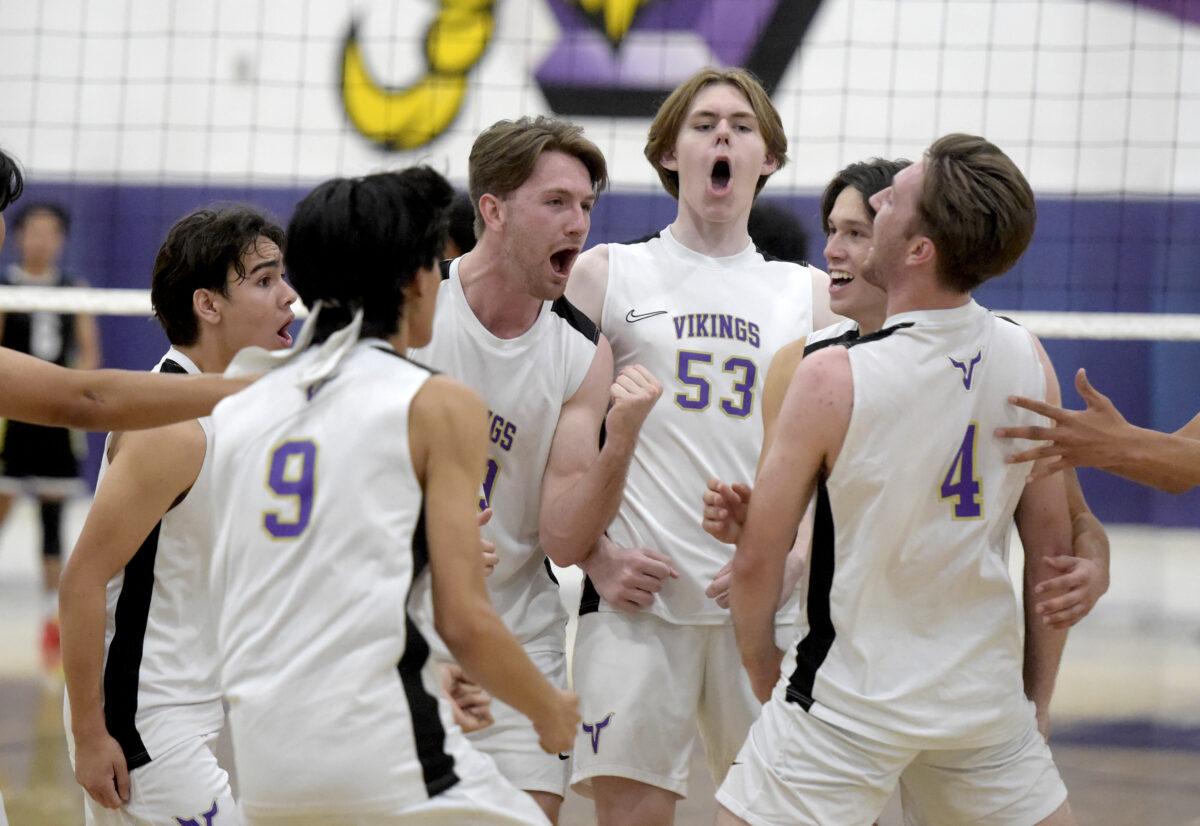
[193, 288, 222, 327]
[907, 236, 936, 269]
[760, 153, 779, 177]
[659, 147, 679, 172]
[478, 192, 503, 233]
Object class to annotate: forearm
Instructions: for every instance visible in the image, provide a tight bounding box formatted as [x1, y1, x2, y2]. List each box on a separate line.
[730, 547, 786, 695]
[1105, 425, 1200, 493]
[440, 605, 560, 725]
[78, 371, 251, 431]
[59, 574, 111, 740]
[1023, 571, 1068, 714]
[541, 440, 634, 566]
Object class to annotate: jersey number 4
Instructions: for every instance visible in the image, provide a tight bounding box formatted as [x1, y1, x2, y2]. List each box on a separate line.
[940, 423, 983, 520]
[263, 441, 317, 538]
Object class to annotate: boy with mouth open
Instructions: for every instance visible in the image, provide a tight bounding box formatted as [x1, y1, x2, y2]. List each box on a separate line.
[410, 116, 662, 825]
[60, 206, 297, 822]
[564, 67, 839, 825]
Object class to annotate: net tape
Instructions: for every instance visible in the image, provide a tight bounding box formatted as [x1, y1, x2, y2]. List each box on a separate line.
[0, 286, 1197, 341]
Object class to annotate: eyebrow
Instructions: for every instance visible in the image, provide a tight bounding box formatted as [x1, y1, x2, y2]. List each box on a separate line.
[249, 256, 281, 275]
[688, 109, 757, 122]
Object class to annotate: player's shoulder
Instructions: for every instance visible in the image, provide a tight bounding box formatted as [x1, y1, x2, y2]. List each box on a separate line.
[411, 373, 488, 442]
[549, 295, 600, 344]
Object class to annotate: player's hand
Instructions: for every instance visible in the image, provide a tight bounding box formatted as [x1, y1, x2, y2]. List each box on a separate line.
[701, 478, 751, 545]
[605, 365, 662, 448]
[73, 729, 130, 808]
[477, 508, 498, 577]
[582, 535, 678, 612]
[1035, 704, 1051, 741]
[440, 664, 494, 733]
[745, 647, 786, 704]
[535, 689, 581, 755]
[705, 560, 736, 609]
[997, 368, 1126, 481]
[1034, 555, 1105, 629]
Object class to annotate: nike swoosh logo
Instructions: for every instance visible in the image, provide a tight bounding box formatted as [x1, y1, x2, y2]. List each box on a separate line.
[625, 309, 668, 323]
[559, 753, 570, 760]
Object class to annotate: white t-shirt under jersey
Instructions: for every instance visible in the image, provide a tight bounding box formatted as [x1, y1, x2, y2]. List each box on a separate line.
[779, 300, 1049, 749]
[597, 227, 821, 625]
[209, 341, 477, 817]
[65, 348, 224, 771]
[409, 258, 597, 653]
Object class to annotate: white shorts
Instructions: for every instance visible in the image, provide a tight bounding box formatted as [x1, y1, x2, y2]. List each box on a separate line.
[466, 649, 570, 797]
[717, 695, 1067, 826]
[82, 731, 239, 826]
[570, 611, 791, 798]
[245, 746, 550, 826]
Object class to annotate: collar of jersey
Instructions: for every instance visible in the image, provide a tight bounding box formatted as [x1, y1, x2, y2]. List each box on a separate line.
[660, 225, 759, 269]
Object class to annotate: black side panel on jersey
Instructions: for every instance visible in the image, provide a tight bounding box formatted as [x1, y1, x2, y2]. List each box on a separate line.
[158, 358, 188, 375]
[103, 523, 161, 769]
[842, 322, 913, 350]
[803, 329, 860, 357]
[399, 505, 460, 798]
[551, 295, 601, 345]
[440, 259, 452, 280]
[579, 575, 601, 616]
[784, 480, 836, 711]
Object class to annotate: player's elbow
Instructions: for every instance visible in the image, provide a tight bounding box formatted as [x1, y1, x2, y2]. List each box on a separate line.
[435, 599, 497, 662]
[539, 518, 591, 568]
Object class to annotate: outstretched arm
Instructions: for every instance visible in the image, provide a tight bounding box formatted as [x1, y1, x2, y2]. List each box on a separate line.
[0, 346, 252, 431]
[998, 367, 1200, 493]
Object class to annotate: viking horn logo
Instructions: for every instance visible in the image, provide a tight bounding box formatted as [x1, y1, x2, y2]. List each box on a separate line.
[582, 711, 615, 754]
[340, 0, 496, 150]
[948, 349, 984, 391]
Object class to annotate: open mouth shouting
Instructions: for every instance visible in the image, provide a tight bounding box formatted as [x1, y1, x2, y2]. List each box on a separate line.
[710, 158, 732, 194]
[550, 246, 580, 277]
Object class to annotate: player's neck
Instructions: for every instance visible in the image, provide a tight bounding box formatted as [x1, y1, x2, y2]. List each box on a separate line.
[883, 272, 972, 319]
[457, 246, 543, 339]
[178, 334, 251, 375]
[668, 210, 751, 259]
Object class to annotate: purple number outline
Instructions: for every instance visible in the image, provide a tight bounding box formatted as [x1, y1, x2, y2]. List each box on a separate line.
[720, 356, 757, 418]
[263, 440, 317, 539]
[674, 350, 713, 411]
[479, 457, 500, 512]
[939, 423, 983, 519]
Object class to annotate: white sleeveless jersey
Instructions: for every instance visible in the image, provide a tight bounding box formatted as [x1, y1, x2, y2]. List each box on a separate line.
[409, 258, 597, 651]
[780, 300, 1048, 749]
[209, 341, 476, 816]
[67, 348, 224, 771]
[592, 227, 820, 624]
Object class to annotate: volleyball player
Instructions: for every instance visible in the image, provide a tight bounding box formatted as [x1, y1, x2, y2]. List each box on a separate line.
[705, 159, 1110, 630]
[718, 134, 1077, 825]
[0, 149, 253, 434]
[207, 166, 577, 824]
[59, 205, 297, 822]
[563, 67, 839, 825]
[409, 116, 661, 825]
